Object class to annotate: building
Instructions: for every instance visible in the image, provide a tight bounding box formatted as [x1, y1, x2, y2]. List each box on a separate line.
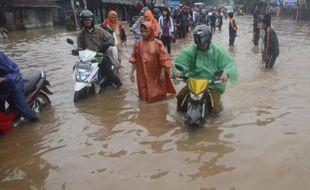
[90, 0, 137, 22]
[57, 0, 140, 28]
[0, 0, 60, 30]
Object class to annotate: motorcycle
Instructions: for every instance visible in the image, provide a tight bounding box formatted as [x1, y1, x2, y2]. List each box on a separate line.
[0, 70, 52, 133]
[66, 38, 114, 102]
[173, 65, 223, 128]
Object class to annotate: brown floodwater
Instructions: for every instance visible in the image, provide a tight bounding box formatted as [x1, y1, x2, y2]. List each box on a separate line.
[1, 16, 310, 190]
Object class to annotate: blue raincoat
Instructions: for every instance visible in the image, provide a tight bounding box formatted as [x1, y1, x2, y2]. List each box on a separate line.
[0, 52, 37, 120]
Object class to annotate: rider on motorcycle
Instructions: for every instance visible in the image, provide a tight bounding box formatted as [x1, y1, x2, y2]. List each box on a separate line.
[77, 10, 122, 87]
[173, 25, 238, 113]
[0, 52, 39, 122]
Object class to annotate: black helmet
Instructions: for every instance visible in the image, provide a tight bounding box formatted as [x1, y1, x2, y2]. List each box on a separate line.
[79, 10, 95, 28]
[193, 25, 212, 46]
[153, 7, 160, 14]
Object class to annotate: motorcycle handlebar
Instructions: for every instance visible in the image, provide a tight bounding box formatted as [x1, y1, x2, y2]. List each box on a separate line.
[70, 49, 104, 58]
[171, 75, 224, 84]
[96, 52, 104, 57]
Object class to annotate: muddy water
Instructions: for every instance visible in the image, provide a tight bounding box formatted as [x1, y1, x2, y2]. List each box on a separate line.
[1, 16, 310, 190]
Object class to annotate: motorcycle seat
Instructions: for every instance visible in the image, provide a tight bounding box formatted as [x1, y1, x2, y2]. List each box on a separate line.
[23, 71, 42, 95]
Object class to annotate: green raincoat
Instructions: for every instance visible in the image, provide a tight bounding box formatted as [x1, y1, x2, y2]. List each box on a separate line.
[173, 43, 238, 94]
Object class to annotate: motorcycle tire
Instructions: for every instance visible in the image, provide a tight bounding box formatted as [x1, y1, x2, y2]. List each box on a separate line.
[184, 119, 203, 128]
[31, 92, 51, 113]
[74, 88, 88, 103]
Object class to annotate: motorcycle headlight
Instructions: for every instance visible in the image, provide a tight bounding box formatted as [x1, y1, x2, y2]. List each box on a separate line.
[75, 70, 90, 81]
[190, 92, 204, 101]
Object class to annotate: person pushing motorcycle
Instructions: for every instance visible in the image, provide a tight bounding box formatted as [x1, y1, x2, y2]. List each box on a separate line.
[173, 25, 238, 113]
[77, 10, 122, 87]
[0, 52, 39, 122]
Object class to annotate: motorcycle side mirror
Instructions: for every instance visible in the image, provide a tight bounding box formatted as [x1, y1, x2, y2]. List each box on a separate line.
[67, 38, 74, 45]
[175, 64, 184, 72]
[72, 50, 79, 56]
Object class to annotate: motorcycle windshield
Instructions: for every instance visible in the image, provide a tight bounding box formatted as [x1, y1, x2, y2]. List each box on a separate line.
[79, 49, 97, 62]
[188, 78, 209, 95]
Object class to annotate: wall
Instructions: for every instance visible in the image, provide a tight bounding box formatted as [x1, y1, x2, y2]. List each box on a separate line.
[299, 8, 310, 20]
[22, 9, 54, 29]
[3, 12, 15, 30]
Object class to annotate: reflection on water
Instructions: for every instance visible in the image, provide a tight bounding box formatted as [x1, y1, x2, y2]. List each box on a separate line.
[177, 127, 235, 181]
[1, 16, 310, 189]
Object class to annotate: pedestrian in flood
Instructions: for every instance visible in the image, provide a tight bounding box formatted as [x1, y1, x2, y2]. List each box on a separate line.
[206, 12, 212, 26]
[210, 12, 216, 33]
[131, 6, 149, 32]
[144, 10, 160, 37]
[228, 12, 238, 46]
[217, 13, 223, 31]
[192, 8, 198, 27]
[158, 7, 174, 54]
[102, 10, 127, 70]
[177, 7, 190, 38]
[253, 11, 261, 46]
[153, 7, 161, 21]
[262, 14, 279, 69]
[129, 22, 176, 103]
[131, 7, 149, 42]
[103, 10, 127, 46]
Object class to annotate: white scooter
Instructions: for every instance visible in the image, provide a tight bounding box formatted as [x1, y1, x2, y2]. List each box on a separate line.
[66, 38, 113, 102]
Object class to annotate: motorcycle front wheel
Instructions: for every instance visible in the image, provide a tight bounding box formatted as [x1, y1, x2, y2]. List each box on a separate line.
[74, 87, 89, 103]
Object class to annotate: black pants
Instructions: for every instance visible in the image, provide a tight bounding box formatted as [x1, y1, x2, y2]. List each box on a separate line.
[253, 31, 260, 46]
[179, 25, 186, 39]
[0, 82, 37, 121]
[218, 24, 222, 31]
[211, 24, 216, 33]
[229, 32, 236, 46]
[266, 55, 277, 69]
[100, 57, 122, 87]
[161, 36, 171, 53]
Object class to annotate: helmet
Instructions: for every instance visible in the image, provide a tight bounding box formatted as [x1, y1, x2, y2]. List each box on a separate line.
[193, 25, 212, 46]
[79, 10, 95, 28]
[140, 7, 149, 15]
[153, 7, 160, 14]
[153, 7, 161, 18]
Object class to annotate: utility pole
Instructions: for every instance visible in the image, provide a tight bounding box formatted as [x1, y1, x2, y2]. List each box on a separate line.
[99, 0, 103, 22]
[71, 0, 79, 30]
[83, 0, 88, 9]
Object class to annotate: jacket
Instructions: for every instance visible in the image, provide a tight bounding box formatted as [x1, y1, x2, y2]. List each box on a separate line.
[158, 15, 174, 36]
[173, 43, 238, 93]
[264, 27, 279, 57]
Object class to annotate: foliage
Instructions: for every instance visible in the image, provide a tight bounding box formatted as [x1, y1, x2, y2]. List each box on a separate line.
[65, 16, 75, 30]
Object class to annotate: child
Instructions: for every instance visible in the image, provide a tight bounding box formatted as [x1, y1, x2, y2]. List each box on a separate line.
[228, 12, 238, 46]
[129, 22, 176, 103]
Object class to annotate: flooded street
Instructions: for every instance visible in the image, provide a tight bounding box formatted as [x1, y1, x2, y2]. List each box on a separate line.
[1, 16, 310, 189]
